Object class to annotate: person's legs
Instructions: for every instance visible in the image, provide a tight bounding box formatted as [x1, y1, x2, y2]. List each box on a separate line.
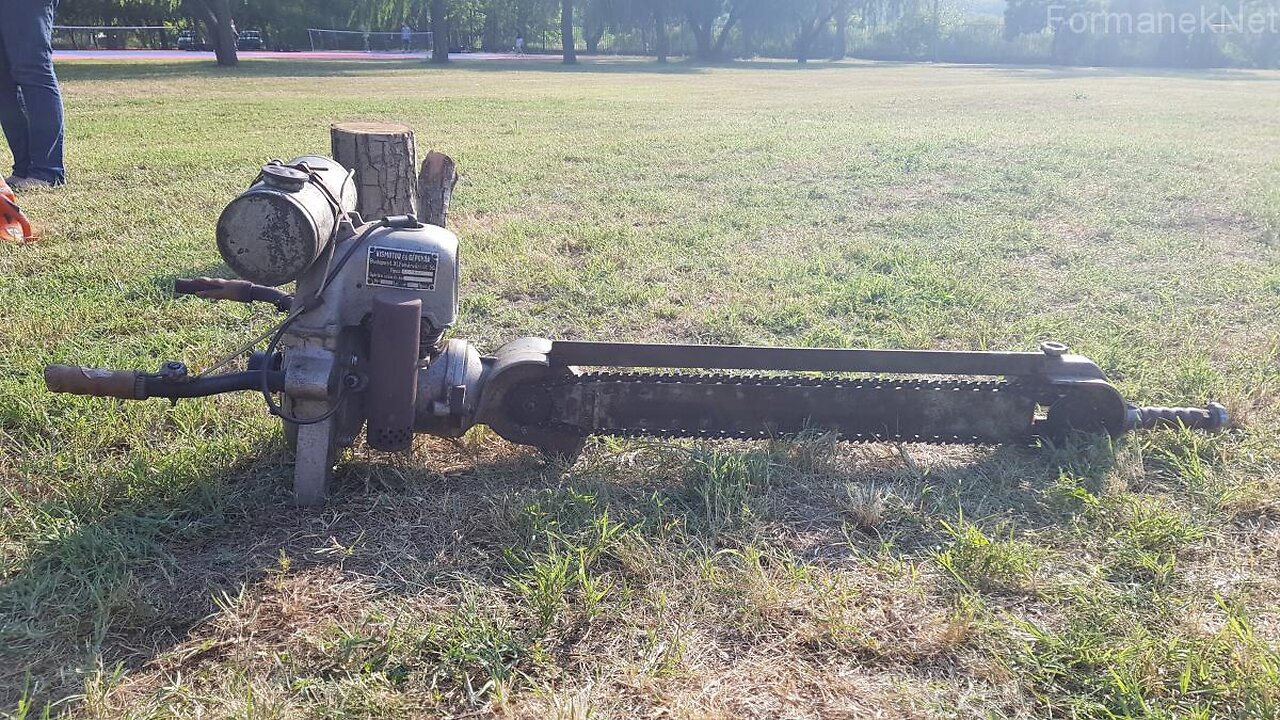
[0, 18, 32, 179]
[0, 0, 64, 184]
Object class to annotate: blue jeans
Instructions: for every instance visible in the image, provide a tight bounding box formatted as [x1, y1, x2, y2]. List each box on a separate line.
[0, 0, 65, 184]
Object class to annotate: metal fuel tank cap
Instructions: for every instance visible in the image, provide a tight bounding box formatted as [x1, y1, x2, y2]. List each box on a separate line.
[261, 163, 308, 192]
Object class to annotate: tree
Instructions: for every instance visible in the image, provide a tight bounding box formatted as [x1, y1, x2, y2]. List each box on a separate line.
[236, 0, 354, 50]
[352, 0, 446, 59]
[186, 0, 238, 65]
[582, 0, 607, 53]
[480, 0, 505, 51]
[59, 0, 181, 25]
[929, 0, 939, 61]
[628, 0, 672, 61]
[653, 0, 670, 62]
[735, 0, 775, 57]
[830, 0, 852, 59]
[792, 0, 837, 63]
[1003, 0, 1090, 63]
[431, 0, 449, 62]
[682, 0, 740, 60]
[562, 0, 577, 62]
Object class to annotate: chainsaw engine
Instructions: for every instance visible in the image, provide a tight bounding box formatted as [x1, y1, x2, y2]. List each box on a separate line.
[44, 156, 1230, 505]
[215, 156, 468, 503]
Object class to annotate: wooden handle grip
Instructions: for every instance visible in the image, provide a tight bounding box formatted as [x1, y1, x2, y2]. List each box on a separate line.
[44, 365, 141, 399]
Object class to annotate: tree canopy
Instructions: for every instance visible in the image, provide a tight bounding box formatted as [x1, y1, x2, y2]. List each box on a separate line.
[56, 0, 1280, 68]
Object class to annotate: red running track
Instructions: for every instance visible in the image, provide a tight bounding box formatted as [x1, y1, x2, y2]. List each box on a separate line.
[54, 49, 562, 62]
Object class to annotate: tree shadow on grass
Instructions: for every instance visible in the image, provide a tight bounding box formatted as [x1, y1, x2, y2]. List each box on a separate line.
[0, 426, 1118, 714]
[0, 434, 553, 712]
[57, 59, 431, 82]
[987, 62, 1279, 82]
[454, 56, 707, 74]
[787, 436, 1121, 560]
[57, 54, 1276, 87]
[55, 56, 707, 84]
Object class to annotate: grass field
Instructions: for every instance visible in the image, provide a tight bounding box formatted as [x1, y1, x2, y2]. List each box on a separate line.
[2, 56, 1279, 718]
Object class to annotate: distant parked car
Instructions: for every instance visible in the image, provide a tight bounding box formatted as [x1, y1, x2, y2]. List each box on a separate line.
[236, 30, 264, 50]
[176, 30, 206, 51]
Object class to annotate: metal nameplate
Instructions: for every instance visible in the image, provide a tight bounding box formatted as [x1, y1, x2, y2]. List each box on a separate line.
[366, 245, 438, 291]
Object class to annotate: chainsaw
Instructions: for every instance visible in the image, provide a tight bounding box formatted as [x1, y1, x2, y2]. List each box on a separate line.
[44, 157, 1229, 505]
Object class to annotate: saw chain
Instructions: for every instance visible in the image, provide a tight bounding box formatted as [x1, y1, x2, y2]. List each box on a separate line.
[506, 371, 1052, 446]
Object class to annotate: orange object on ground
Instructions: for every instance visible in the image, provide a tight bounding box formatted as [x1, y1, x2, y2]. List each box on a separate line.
[1, 178, 35, 243]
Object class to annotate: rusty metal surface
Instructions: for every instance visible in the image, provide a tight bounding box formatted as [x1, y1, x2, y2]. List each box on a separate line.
[547, 341, 1097, 378]
[217, 192, 323, 286]
[292, 410, 337, 507]
[216, 157, 356, 287]
[367, 294, 421, 451]
[469, 338, 1146, 455]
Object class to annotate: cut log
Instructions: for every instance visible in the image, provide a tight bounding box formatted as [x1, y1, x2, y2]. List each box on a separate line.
[416, 151, 459, 228]
[330, 122, 417, 220]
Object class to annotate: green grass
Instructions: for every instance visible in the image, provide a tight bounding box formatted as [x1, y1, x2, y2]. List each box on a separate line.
[2, 56, 1279, 718]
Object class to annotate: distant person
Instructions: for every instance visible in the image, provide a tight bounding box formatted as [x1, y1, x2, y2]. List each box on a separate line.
[401, 24, 412, 52]
[0, 0, 65, 189]
[514, 32, 524, 55]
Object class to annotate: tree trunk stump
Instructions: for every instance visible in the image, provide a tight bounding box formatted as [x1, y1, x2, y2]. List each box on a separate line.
[416, 151, 459, 228]
[330, 122, 417, 220]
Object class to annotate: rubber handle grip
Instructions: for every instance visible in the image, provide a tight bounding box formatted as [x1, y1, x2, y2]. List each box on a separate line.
[44, 365, 141, 399]
[1131, 402, 1229, 431]
[174, 277, 253, 301]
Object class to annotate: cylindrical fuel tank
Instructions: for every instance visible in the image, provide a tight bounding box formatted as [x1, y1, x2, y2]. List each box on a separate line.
[216, 156, 357, 286]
